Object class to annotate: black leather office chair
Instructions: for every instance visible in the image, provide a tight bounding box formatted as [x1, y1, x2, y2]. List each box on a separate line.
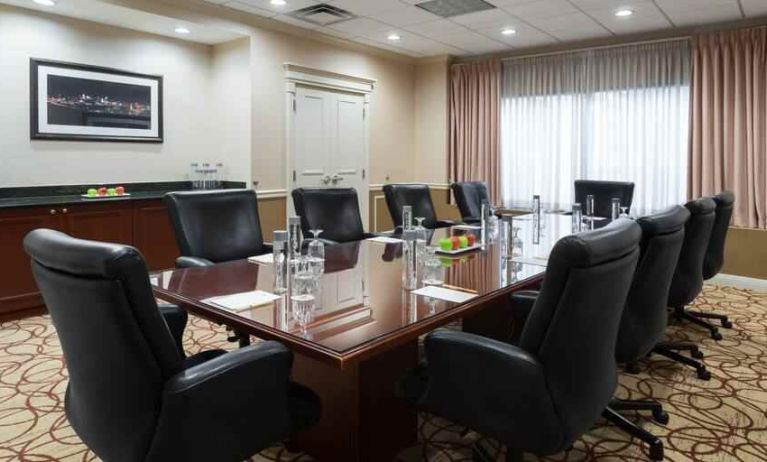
[24, 229, 320, 462]
[667, 197, 720, 339]
[690, 191, 736, 329]
[291, 187, 374, 244]
[451, 181, 490, 224]
[574, 180, 635, 218]
[400, 219, 641, 462]
[604, 205, 690, 459]
[383, 184, 453, 229]
[165, 189, 271, 268]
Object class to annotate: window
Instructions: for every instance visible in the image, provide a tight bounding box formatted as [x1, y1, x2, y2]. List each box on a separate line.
[500, 41, 690, 215]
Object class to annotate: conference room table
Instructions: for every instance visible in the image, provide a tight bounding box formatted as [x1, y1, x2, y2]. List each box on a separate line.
[150, 213, 584, 462]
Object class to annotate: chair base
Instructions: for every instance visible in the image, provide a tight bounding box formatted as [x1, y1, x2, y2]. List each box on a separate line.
[653, 343, 711, 380]
[687, 309, 733, 329]
[673, 306, 725, 340]
[603, 407, 664, 461]
[610, 398, 669, 425]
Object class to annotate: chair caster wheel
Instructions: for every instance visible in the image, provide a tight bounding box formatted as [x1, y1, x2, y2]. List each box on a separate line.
[711, 331, 723, 341]
[652, 410, 670, 425]
[691, 349, 704, 359]
[697, 368, 711, 380]
[722, 320, 733, 329]
[649, 443, 664, 461]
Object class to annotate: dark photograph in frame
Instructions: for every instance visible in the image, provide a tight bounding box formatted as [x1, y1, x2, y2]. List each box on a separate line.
[30, 59, 163, 142]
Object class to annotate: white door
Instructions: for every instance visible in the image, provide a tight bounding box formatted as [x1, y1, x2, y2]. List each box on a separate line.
[290, 86, 369, 225]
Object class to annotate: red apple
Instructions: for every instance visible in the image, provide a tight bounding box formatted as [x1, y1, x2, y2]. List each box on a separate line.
[115, 186, 125, 195]
[97, 187, 107, 196]
[467, 233, 477, 246]
[450, 236, 460, 250]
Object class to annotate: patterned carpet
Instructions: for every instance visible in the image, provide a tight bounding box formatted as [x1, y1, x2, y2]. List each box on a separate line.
[0, 284, 765, 461]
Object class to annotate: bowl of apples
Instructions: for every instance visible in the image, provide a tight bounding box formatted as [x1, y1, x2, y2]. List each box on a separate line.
[435, 232, 480, 256]
[82, 185, 129, 199]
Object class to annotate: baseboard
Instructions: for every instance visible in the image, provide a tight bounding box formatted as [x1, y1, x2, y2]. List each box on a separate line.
[710, 273, 767, 293]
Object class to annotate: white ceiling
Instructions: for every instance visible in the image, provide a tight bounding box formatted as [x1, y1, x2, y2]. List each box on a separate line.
[0, 0, 245, 45]
[205, 0, 767, 57]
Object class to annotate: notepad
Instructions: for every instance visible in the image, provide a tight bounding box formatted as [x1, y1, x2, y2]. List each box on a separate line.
[367, 236, 404, 244]
[205, 290, 281, 312]
[512, 256, 549, 267]
[452, 224, 481, 231]
[248, 253, 274, 264]
[412, 286, 477, 304]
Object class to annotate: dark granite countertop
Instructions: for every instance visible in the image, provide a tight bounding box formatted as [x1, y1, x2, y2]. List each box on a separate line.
[0, 181, 247, 209]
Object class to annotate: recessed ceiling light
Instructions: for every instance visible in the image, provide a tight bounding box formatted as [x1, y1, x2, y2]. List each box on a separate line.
[174, 26, 191, 34]
[270, 0, 287, 6]
[387, 33, 401, 42]
[33, 0, 55, 6]
[501, 27, 517, 36]
[615, 8, 634, 17]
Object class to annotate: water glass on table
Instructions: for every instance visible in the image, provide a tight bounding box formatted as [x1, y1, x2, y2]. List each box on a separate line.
[307, 229, 325, 276]
[422, 247, 444, 286]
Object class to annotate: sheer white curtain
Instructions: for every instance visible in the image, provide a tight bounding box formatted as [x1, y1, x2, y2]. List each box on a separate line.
[500, 40, 690, 215]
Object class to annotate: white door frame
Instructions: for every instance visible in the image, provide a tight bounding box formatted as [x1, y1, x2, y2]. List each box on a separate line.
[284, 63, 375, 226]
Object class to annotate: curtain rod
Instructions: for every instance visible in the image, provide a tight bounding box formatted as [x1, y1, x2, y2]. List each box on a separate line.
[500, 36, 690, 62]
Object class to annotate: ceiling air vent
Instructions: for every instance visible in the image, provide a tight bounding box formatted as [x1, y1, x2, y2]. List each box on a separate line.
[415, 0, 496, 18]
[288, 3, 356, 27]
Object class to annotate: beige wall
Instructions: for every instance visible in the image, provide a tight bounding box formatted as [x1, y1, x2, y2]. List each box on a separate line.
[0, 5, 254, 186]
[210, 37, 252, 186]
[245, 28, 416, 190]
[414, 57, 450, 185]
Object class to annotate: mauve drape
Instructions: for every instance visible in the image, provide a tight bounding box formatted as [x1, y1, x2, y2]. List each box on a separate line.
[449, 60, 501, 205]
[690, 28, 767, 228]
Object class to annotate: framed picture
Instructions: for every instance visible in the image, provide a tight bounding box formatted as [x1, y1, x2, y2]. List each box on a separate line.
[30, 59, 163, 142]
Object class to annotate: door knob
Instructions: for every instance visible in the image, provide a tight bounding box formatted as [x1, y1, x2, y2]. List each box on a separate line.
[321, 175, 332, 185]
[332, 175, 344, 184]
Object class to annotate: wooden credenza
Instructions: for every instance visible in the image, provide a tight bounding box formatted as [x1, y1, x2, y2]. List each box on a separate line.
[0, 199, 178, 320]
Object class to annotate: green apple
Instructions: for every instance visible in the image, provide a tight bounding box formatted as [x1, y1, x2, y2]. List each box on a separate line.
[438, 238, 453, 251]
[107, 188, 117, 196]
[86, 188, 97, 197]
[458, 235, 469, 248]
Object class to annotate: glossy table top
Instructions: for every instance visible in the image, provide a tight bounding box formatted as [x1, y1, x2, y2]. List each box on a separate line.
[151, 213, 577, 367]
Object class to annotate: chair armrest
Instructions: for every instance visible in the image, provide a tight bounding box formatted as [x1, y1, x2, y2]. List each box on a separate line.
[301, 238, 338, 249]
[362, 232, 381, 239]
[436, 219, 456, 228]
[149, 341, 298, 459]
[510, 290, 539, 312]
[261, 243, 273, 253]
[176, 256, 215, 268]
[158, 304, 188, 356]
[417, 331, 555, 431]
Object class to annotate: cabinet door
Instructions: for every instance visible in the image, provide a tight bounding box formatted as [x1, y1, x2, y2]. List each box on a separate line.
[62, 202, 134, 245]
[0, 207, 62, 317]
[132, 201, 179, 271]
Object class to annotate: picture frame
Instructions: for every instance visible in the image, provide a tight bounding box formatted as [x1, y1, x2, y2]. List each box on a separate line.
[30, 59, 163, 143]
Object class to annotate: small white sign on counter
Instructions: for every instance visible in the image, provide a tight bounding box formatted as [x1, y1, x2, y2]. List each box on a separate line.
[367, 236, 404, 244]
[248, 253, 274, 264]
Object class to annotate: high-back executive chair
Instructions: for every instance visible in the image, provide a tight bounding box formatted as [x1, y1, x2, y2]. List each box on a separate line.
[451, 181, 490, 224]
[399, 219, 641, 462]
[605, 205, 690, 460]
[165, 189, 270, 268]
[691, 191, 736, 330]
[291, 187, 374, 244]
[574, 180, 635, 218]
[24, 229, 320, 462]
[667, 197, 720, 339]
[383, 184, 453, 229]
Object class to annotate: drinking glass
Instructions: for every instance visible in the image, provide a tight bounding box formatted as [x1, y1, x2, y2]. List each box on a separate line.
[307, 229, 325, 276]
[290, 260, 318, 336]
[413, 217, 428, 256]
[511, 227, 523, 258]
[272, 230, 288, 294]
[572, 203, 583, 233]
[611, 198, 621, 221]
[620, 206, 630, 218]
[422, 247, 444, 286]
[585, 194, 595, 219]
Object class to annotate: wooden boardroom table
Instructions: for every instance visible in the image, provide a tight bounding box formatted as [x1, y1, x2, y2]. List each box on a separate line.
[151, 213, 579, 462]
